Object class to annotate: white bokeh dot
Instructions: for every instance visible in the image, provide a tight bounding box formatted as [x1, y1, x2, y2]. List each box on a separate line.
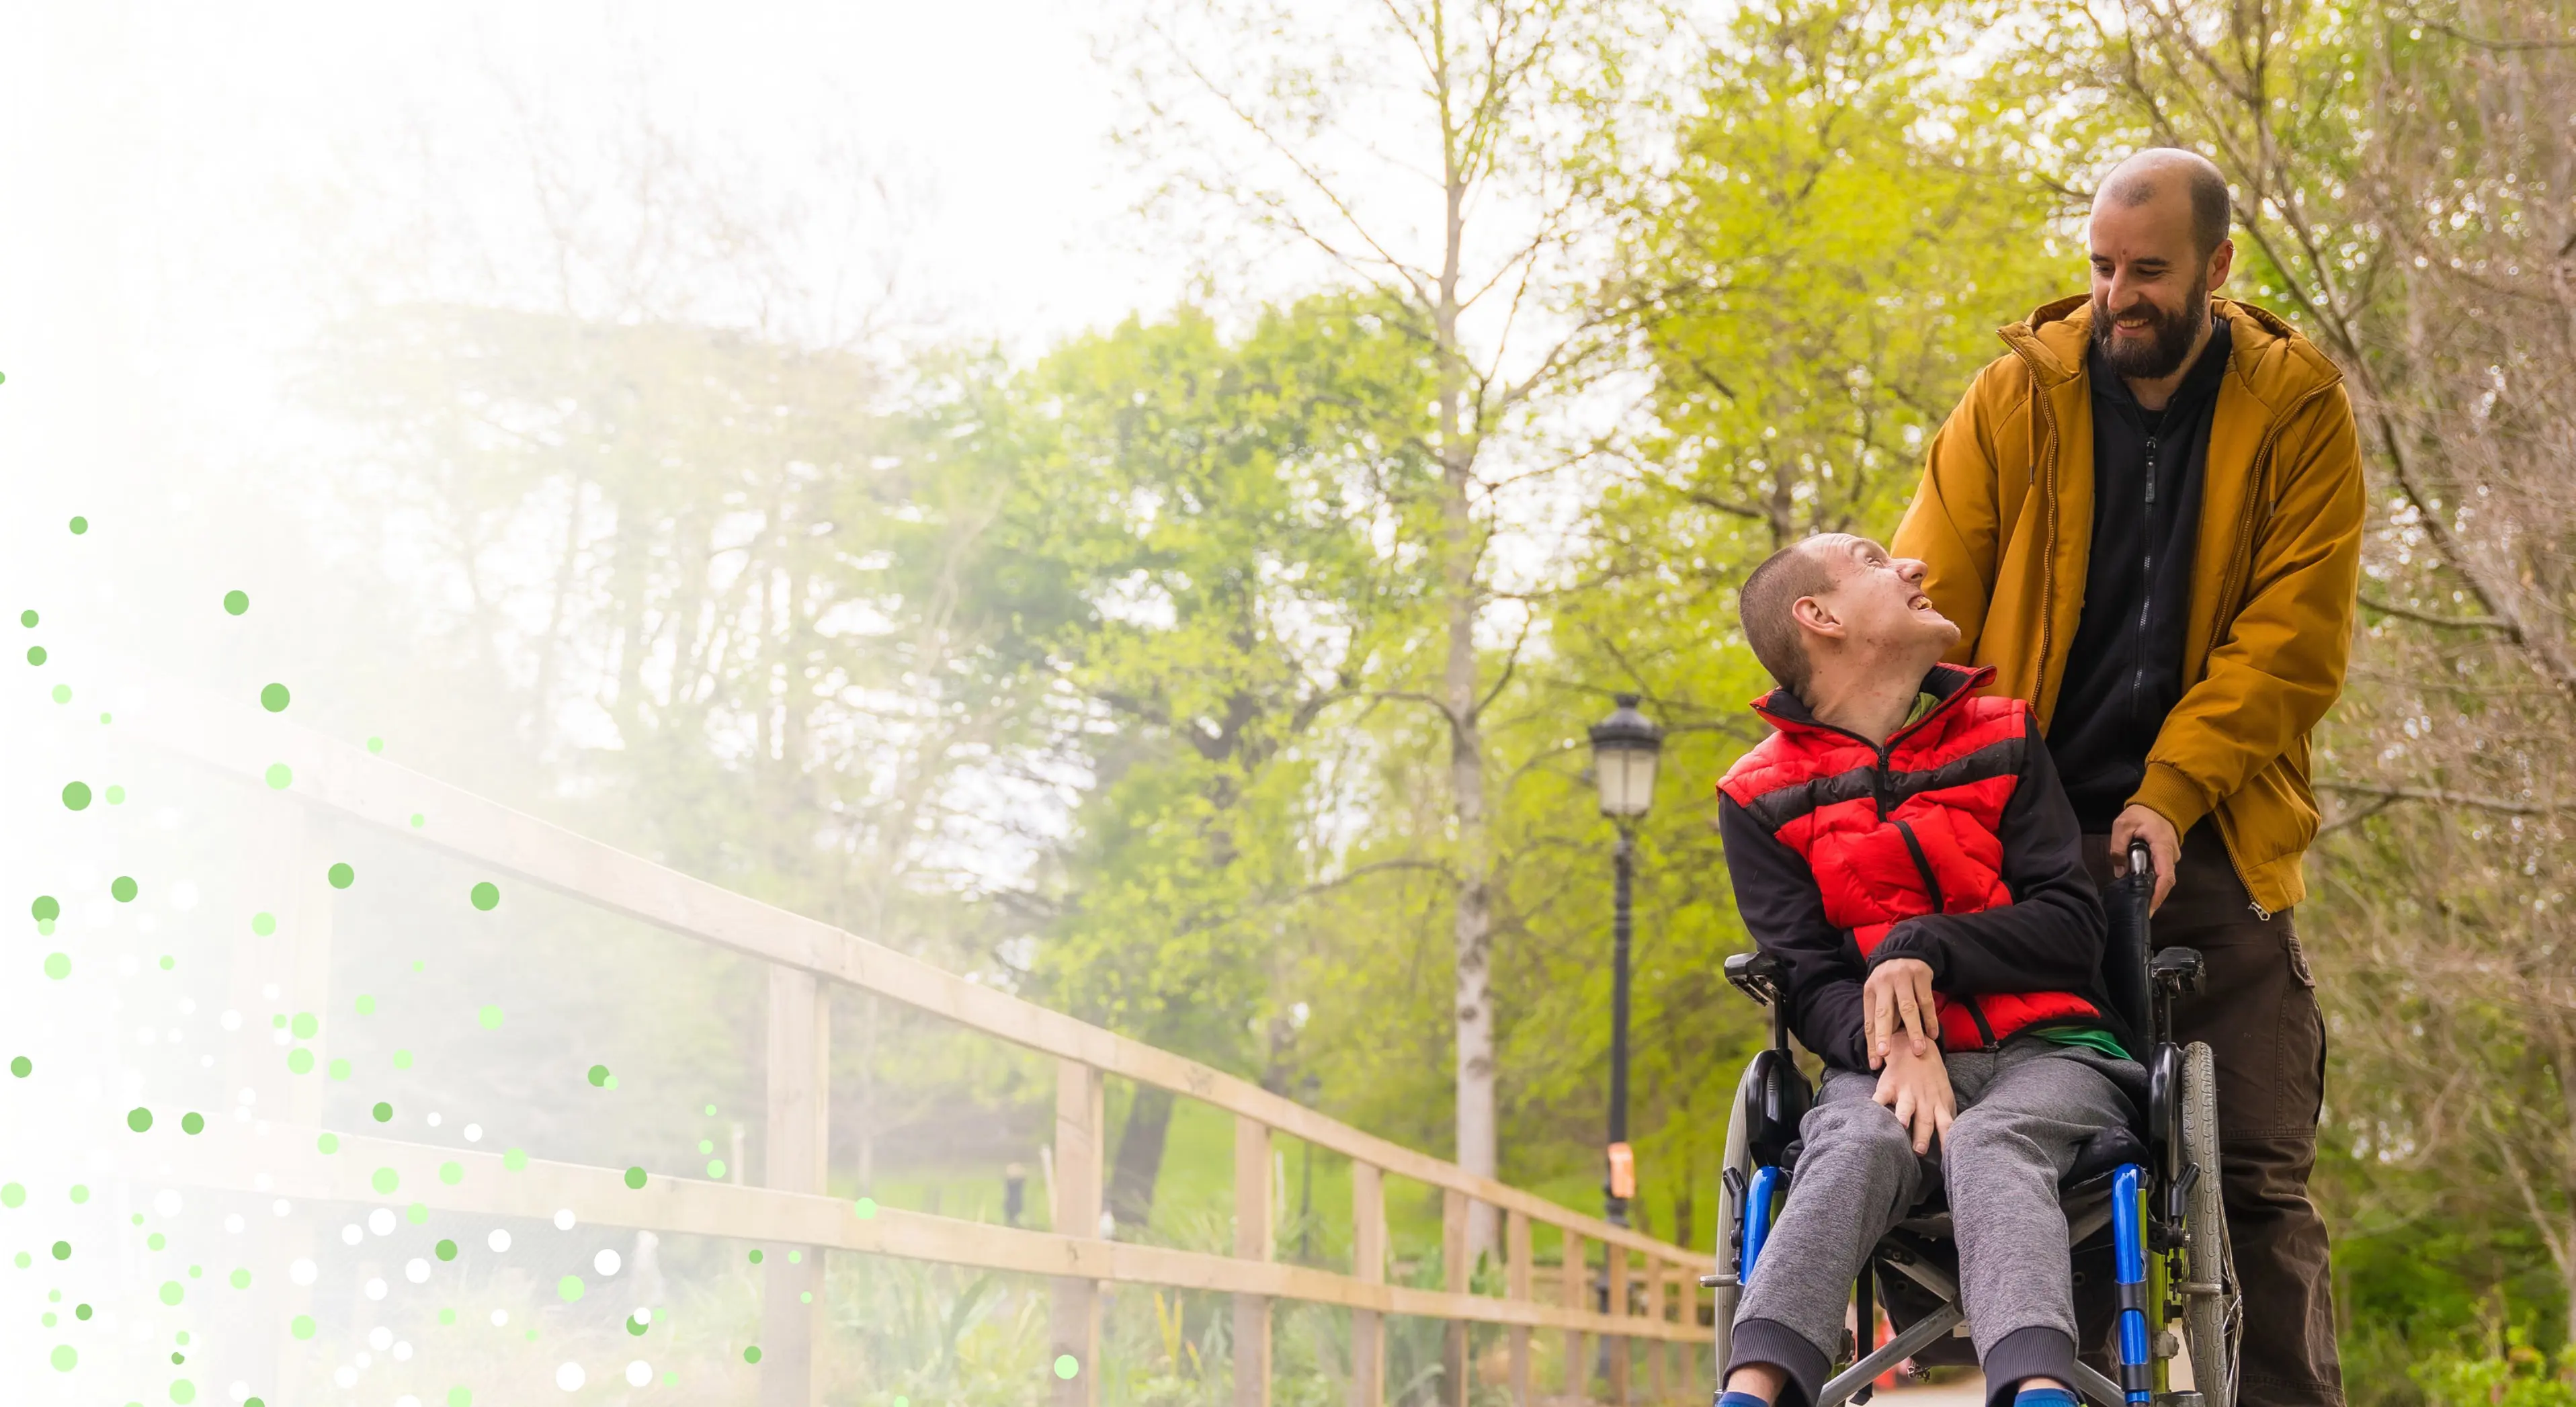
[555, 1361, 585, 1392]
[394, 1341, 413, 1361]
[224, 1213, 244, 1234]
[220, 1009, 241, 1031]
[369, 1326, 393, 1351]
[272, 1198, 292, 1218]
[626, 1361, 652, 1387]
[554, 1208, 577, 1231]
[427, 1112, 442, 1127]
[464, 1123, 483, 1142]
[397, 1398, 421, 1407]
[488, 1228, 512, 1253]
[364, 1277, 387, 1300]
[491, 1309, 509, 1327]
[368, 1208, 397, 1236]
[153, 1190, 181, 1218]
[288, 1259, 317, 1286]
[593, 1249, 621, 1277]
[405, 1258, 431, 1284]
[333, 1366, 356, 1388]
[228, 1382, 250, 1403]
[341, 1224, 364, 1246]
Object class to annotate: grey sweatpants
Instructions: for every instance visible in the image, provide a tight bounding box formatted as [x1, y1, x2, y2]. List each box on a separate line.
[1730, 1036, 2138, 1407]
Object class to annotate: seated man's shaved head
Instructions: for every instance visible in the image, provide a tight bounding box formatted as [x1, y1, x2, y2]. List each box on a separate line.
[2097, 148, 2232, 261]
[1739, 538, 1838, 697]
[1739, 534, 1958, 704]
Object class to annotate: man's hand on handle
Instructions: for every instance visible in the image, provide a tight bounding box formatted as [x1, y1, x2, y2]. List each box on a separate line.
[2110, 804, 2181, 914]
[1863, 955, 1938, 1069]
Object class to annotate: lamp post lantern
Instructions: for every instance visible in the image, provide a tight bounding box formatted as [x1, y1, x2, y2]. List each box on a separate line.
[1587, 693, 1661, 1232]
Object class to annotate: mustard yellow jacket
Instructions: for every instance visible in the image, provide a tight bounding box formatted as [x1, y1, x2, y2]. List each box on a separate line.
[1892, 295, 2364, 914]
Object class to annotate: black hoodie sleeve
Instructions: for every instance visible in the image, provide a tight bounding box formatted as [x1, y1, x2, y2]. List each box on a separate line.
[1717, 794, 1871, 1072]
[1867, 716, 2108, 995]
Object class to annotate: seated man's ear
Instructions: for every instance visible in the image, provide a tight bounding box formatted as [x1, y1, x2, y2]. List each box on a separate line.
[1792, 593, 1843, 642]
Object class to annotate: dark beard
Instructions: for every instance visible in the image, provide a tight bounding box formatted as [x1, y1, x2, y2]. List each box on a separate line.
[2092, 280, 2207, 380]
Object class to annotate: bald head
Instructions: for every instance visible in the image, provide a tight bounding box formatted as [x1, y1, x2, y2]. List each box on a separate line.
[2095, 148, 2231, 263]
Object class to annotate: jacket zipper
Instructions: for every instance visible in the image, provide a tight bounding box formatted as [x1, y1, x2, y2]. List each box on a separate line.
[2201, 380, 2339, 921]
[2136, 429, 2158, 734]
[1889, 814, 1995, 1046]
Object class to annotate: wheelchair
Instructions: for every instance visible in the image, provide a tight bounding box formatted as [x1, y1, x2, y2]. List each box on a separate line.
[1704, 841, 2241, 1407]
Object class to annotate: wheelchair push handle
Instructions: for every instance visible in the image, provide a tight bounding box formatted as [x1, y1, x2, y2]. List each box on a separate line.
[2126, 837, 2155, 886]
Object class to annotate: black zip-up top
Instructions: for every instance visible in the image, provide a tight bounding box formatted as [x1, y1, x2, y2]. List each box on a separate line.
[2046, 318, 2234, 831]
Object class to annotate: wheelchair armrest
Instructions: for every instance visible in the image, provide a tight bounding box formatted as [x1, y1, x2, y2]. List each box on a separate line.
[1725, 951, 1787, 1007]
[2151, 946, 2204, 997]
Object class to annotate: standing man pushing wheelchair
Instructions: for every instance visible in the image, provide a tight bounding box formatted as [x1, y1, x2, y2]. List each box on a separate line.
[1893, 148, 2363, 1406]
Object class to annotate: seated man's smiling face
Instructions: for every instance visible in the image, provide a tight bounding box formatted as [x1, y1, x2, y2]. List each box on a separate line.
[1812, 534, 1960, 656]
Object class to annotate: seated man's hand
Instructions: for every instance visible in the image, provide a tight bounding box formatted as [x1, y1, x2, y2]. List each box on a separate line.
[1872, 1040, 1954, 1155]
[1862, 956, 1938, 1069]
[2111, 804, 2182, 914]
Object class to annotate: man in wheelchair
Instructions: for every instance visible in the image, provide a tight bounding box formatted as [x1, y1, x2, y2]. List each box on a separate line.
[1707, 534, 2227, 1407]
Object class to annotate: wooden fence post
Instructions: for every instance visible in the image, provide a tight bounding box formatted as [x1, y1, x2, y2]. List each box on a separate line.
[1608, 1244, 1630, 1407]
[1443, 1189, 1470, 1407]
[1505, 1211, 1532, 1407]
[1235, 1117, 1274, 1407]
[761, 967, 831, 1407]
[1561, 1230, 1587, 1403]
[1052, 1062, 1106, 1407]
[1649, 1261, 1669, 1404]
[1350, 1163, 1386, 1407]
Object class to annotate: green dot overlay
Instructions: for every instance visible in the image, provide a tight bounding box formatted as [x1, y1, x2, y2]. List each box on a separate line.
[260, 683, 290, 712]
[469, 881, 500, 911]
[556, 1275, 585, 1302]
[128, 1108, 153, 1133]
[624, 1166, 647, 1189]
[61, 782, 90, 811]
[42, 953, 69, 980]
[264, 763, 292, 790]
[112, 876, 137, 903]
[223, 590, 249, 616]
[1056, 1354, 1081, 1380]
[328, 862, 354, 889]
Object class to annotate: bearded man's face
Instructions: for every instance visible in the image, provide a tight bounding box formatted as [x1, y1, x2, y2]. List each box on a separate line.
[2091, 272, 2207, 380]
[2087, 187, 2225, 380]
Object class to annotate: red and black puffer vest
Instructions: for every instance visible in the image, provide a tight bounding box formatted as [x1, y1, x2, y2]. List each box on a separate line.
[1716, 664, 2100, 1051]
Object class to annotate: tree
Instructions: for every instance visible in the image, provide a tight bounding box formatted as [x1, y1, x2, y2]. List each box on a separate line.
[1121, 0, 1647, 1257]
[2055, 0, 2576, 1363]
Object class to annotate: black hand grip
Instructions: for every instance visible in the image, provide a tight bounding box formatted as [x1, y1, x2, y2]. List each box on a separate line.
[2103, 839, 2157, 1044]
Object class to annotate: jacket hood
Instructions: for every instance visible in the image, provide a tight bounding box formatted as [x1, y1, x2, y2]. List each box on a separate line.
[1999, 294, 2344, 419]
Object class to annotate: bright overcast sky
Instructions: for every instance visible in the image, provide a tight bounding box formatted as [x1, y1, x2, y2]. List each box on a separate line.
[3, 1, 1177, 447]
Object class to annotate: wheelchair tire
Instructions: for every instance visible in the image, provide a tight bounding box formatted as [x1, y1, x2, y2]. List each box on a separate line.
[2178, 1041, 2239, 1407]
[1712, 1056, 1763, 1379]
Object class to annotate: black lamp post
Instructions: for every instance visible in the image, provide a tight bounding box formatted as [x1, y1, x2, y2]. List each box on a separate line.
[1587, 693, 1662, 1232]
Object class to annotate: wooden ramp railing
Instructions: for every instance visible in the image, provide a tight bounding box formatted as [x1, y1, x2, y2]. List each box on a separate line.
[135, 682, 1714, 1407]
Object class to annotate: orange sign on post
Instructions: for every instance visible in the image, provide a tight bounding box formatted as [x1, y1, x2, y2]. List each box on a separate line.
[1606, 1142, 1636, 1199]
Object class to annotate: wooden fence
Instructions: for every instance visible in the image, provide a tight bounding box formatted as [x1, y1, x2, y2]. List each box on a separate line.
[136, 682, 1714, 1407]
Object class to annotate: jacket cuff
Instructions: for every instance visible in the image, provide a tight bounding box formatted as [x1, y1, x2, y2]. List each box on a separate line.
[1868, 924, 1947, 983]
[2130, 761, 2213, 836]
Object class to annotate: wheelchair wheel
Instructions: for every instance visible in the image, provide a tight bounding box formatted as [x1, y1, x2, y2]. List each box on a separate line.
[1710, 1056, 1762, 1378]
[2178, 1041, 2239, 1407]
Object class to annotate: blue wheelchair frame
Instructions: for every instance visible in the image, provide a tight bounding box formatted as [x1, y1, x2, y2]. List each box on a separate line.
[1708, 841, 2236, 1407]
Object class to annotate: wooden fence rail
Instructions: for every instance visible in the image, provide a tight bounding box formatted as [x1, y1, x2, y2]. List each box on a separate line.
[133, 677, 1714, 1407]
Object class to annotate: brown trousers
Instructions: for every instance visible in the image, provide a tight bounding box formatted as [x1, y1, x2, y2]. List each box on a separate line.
[2082, 825, 2343, 1407]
